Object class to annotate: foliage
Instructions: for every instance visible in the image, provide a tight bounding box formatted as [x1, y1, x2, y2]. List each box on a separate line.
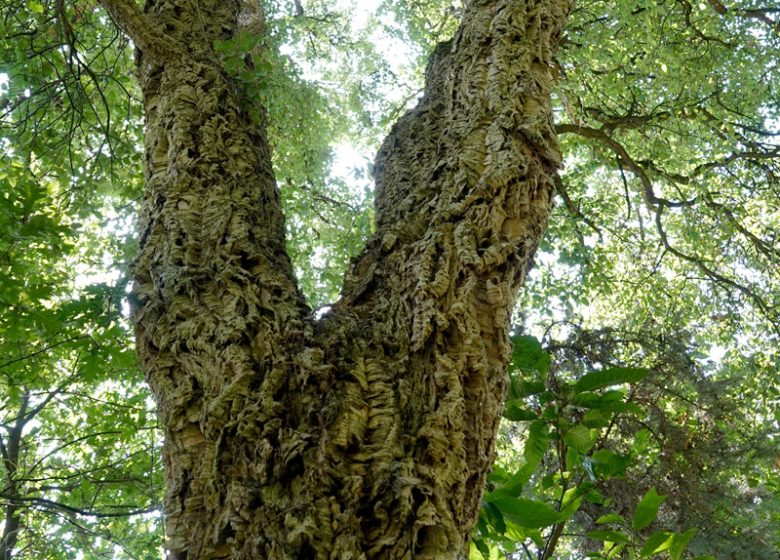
[0, 129, 161, 557]
[1, 0, 778, 558]
[0, 1, 162, 555]
[475, 331, 779, 559]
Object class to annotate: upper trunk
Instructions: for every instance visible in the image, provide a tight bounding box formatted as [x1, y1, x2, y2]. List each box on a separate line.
[100, 0, 572, 558]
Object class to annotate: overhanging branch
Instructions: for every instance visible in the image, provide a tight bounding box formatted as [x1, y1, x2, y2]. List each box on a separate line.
[0, 495, 159, 519]
[556, 123, 697, 209]
[653, 205, 778, 332]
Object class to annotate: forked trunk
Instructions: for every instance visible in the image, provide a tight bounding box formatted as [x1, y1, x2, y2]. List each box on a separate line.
[99, 0, 572, 557]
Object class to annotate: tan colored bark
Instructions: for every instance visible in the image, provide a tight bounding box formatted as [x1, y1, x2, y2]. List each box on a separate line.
[101, 0, 572, 558]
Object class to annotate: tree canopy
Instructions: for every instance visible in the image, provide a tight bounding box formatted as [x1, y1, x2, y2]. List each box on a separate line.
[1, 0, 778, 558]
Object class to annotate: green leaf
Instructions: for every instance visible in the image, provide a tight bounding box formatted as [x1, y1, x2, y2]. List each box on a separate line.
[489, 497, 561, 528]
[563, 424, 593, 452]
[572, 390, 625, 406]
[26, 0, 44, 14]
[558, 493, 583, 522]
[583, 488, 606, 504]
[633, 488, 665, 530]
[582, 409, 612, 428]
[483, 501, 506, 535]
[567, 445, 583, 470]
[572, 391, 644, 414]
[471, 538, 490, 560]
[640, 531, 673, 556]
[514, 420, 550, 487]
[592, 449, 632, 478]
[507, 378, 546, 400]
[573, 367, 650, 393]
[595, 513, 625, 525]
[669, 528, 697, 560]
[510, 335, 550, 376]
[476, 510, 489, 536]
[510, 334, 542, 364]
[503, 399, 539, 421]
[587, 530, 630, 543]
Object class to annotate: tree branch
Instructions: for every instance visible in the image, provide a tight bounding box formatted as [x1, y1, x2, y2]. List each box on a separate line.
[554, 175, 602, 237]
[653, 206, 778, 332]
[97, 0, 186, 63]
[556, 123, 697, 209]
[0, 336, 88, 371]
[0, 495, 158, 519]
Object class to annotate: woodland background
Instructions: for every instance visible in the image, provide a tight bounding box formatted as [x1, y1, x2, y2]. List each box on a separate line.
[0, 0, 778, 558]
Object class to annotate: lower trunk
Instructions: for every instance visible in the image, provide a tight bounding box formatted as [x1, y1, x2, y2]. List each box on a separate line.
[1, 401, 26, 560]
[1, 477, 20, 560]
[157, 320, 504, 559]
[102, 0, 573, 557]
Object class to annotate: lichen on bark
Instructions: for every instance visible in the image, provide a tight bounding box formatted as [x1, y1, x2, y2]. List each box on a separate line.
[100, 0, 573, 558]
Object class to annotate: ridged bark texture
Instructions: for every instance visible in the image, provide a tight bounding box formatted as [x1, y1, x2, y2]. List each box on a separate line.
[118, 0, 573, 558]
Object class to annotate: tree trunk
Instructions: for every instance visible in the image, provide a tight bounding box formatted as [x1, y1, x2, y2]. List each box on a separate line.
[0, 397, 27, 560]
[99, 0, 572, 558]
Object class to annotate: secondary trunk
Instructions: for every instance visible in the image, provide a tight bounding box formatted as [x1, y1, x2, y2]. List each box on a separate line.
[100, 0, 572, 558]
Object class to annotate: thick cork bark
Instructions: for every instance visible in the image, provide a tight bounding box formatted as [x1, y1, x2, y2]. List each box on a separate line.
[101, 0, 573, 558]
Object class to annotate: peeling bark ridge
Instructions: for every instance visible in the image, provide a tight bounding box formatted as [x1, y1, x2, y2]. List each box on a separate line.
[100, 0, 573, 558]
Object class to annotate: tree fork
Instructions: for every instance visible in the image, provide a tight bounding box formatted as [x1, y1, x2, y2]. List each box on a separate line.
[99, 0, 573, 557]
